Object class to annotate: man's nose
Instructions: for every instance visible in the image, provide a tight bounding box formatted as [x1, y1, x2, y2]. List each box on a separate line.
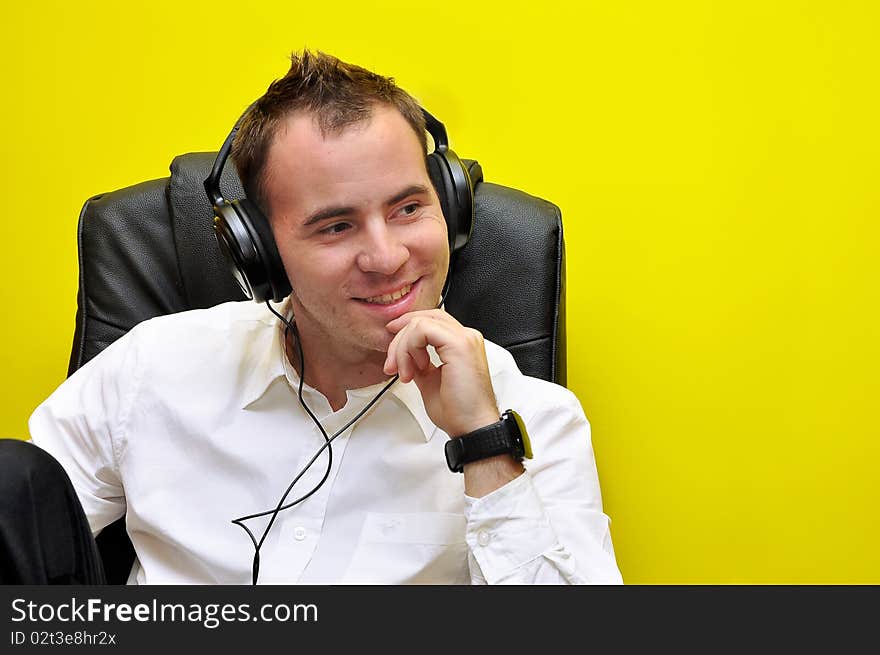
[355, 221, 410, 275]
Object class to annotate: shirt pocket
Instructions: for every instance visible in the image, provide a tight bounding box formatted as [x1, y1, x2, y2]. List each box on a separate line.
[341, 512, 470, 584]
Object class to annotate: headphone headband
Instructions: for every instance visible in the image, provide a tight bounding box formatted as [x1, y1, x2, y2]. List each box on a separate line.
[203, 103, 255, 207]
[421, 109, 449, 150]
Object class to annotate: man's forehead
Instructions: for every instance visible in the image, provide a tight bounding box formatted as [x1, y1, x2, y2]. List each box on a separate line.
[262, 106, 429, 212]
[268, 106, 424, 169]
[271, 102, 424, 150]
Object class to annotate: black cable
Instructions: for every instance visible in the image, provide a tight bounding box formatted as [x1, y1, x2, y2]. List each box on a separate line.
[231, 307, 330, 584]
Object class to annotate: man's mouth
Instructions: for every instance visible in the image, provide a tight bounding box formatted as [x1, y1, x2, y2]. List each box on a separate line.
[359, 283, 414, 305]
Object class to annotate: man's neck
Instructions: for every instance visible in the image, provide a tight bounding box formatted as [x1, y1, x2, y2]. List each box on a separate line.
[284, 325, 391, 412]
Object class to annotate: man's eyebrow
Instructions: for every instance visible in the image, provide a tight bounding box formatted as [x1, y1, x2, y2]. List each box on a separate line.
[303, 204, 357, 227]
[385, 185, 431, 207]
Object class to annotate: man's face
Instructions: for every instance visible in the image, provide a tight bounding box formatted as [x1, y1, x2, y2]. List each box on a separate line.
[262, 104, 450, 360]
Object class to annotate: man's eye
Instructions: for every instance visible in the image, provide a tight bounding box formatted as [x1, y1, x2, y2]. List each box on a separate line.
[322, 222, 351, 235]
[398, 203, 420, 217]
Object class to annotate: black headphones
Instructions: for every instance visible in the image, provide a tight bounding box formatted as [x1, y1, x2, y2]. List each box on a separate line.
[203, 106, 474, 303]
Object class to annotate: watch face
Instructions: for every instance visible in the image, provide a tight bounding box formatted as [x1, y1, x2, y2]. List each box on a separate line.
[507, 410, 533, 460]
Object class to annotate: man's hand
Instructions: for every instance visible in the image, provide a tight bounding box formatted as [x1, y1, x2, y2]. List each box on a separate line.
[384, 309, 500, 437]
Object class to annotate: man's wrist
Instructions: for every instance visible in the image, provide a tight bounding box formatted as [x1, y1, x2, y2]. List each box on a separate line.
[463, 455, 525, 498]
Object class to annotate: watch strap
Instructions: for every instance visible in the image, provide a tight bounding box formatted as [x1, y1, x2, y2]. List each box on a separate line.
[445, 413, 525, 473]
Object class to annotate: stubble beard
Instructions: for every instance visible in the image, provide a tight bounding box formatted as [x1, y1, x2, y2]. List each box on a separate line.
[289, 268, 446, 371]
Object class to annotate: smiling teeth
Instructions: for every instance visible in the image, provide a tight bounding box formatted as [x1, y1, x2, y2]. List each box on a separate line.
[363, 284, 413, 305]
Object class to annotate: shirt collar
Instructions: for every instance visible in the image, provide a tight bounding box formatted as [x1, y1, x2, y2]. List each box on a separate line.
[389, 380, 438, 442]
[237, 301, 288, 410]
[239, 299, 438, 443]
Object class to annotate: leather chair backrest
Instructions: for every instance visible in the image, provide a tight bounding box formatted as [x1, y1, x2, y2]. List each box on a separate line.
[69, 154, 567, 385]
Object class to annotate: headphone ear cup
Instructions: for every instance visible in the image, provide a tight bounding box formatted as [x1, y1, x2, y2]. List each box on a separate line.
[427, 153, 456, 249]
[212, 197, 292, 303]
[212, 202, 262, 301]
[427, 150, 473, 258]
[234, 198, 293, 303]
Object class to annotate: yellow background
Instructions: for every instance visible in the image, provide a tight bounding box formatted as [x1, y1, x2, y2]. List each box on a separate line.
[1, 1, 877, 583]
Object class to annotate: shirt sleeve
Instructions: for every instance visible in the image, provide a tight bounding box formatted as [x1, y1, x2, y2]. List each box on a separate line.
[28, 326, 145, 536]
[462, 388, 623, 584]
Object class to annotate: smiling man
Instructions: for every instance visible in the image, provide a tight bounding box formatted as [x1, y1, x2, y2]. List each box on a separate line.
[6, 51, 623, 585]
[259, 102, 453, 405]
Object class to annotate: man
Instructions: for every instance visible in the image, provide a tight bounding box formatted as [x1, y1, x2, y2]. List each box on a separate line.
[9, 51, 622, 584]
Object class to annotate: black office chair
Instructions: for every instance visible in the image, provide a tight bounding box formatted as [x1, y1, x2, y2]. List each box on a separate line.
[68, 152, 567, 583]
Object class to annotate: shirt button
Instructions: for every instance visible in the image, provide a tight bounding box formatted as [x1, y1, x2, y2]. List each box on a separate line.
[477, 530, 491, 547]
[293, 526, 307, 541]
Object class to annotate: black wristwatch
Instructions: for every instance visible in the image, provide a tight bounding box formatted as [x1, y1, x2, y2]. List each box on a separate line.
[445, 409, 533, 473]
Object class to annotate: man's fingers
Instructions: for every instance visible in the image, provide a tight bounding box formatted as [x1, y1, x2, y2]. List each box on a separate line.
[409, 344, 431, 371]
[383, 321, 428, 376]
[386, 308, 462, 334]
[384, 330, 401, 375]
[384, 317, 456, 381]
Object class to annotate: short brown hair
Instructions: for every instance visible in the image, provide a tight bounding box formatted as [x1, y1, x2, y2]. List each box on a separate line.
[231, 50, 427, 216]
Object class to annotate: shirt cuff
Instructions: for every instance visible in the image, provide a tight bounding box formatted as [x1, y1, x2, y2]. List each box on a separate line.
[463, 471, 559, 584]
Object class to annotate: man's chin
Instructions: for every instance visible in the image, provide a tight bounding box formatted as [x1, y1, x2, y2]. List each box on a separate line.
[347, 328, 394, 356]
[346, 285, 442, 349]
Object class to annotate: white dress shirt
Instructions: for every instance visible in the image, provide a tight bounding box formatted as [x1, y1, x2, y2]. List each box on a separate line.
[29, 300, 622, 584]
